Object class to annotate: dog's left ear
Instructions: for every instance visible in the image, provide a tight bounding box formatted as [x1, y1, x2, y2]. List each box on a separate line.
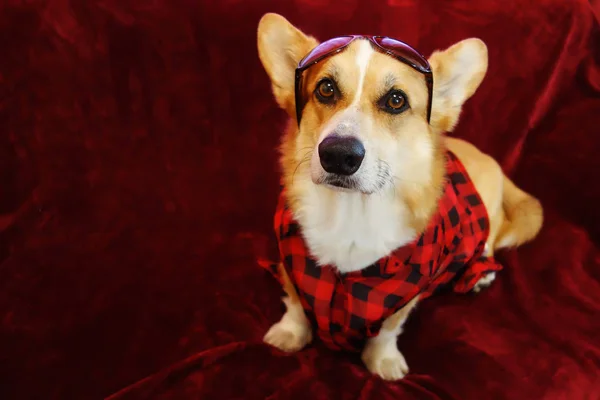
[428, 38, 488, 133]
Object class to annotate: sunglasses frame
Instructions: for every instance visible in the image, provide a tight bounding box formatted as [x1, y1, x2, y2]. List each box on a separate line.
[294, 35, 433, 126]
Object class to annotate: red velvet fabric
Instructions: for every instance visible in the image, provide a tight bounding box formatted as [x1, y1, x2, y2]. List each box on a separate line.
[1, 1, 599, 399]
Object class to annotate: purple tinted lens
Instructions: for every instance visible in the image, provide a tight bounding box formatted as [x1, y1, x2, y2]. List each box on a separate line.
[375, 37, 430, 72]
[298, 36, 355, 68]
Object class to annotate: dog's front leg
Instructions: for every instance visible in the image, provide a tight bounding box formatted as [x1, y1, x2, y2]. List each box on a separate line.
[263, 263, 313, 352]
[361, 296, 419, 380]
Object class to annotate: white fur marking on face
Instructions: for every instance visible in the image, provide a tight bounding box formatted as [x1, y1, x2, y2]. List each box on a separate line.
[350, 40, 374, 107]
[313, 40, 373, 145]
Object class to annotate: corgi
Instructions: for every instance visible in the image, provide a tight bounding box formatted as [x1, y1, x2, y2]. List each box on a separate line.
[256, 13, 543, 381]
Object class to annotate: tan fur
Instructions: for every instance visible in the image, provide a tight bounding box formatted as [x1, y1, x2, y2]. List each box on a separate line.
[263, 263, 313, 352]
[445, 137, 543, 252]
[497, 176, 544, 248]
[277, 262, 301, 304]
[257, 13, 543, 380]
[257, 14, 318, 116]
[428, 38, 489, 135]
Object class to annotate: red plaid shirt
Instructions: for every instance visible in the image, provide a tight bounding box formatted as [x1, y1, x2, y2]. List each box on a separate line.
[261, 151, 502, 352]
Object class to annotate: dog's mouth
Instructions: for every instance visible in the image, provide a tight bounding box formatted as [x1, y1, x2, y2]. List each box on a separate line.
[312, 161, 391, 195]
[322, 175, 357, 191]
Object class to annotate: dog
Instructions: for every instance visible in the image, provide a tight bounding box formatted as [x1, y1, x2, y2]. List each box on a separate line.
[256, 13, 543, 381]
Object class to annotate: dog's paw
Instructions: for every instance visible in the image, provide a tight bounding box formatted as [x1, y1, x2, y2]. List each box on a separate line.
[263, 320, 312, 353]
[473, 271, 496, 293]
[362, 341, 409, 381]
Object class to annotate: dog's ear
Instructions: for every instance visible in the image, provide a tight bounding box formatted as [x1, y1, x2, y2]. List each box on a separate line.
[428, 38, 488, 133]
[257, 13, 319, 116]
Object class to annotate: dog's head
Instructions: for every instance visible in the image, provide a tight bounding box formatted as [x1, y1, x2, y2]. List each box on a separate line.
[257, 13, 487, 218]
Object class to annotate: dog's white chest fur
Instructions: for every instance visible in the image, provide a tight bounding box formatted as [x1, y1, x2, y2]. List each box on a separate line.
[295, 187, 416, 273]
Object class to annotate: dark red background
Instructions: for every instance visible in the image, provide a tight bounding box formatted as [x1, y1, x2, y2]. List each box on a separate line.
[1, 0, 599, 399]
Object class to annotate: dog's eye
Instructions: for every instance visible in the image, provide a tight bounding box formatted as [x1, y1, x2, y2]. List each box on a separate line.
[316, 79, 336, 103]
[387, 93, 405, 109]
[381, 90, 409, 114]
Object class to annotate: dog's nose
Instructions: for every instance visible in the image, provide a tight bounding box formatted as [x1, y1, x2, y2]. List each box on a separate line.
[318, 136, 365, 176]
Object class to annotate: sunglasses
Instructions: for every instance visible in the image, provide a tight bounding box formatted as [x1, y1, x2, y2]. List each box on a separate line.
[294, 35, 433, 126]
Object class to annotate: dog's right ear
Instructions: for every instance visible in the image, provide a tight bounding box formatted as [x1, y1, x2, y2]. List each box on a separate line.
[257, 13, 318, 116]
